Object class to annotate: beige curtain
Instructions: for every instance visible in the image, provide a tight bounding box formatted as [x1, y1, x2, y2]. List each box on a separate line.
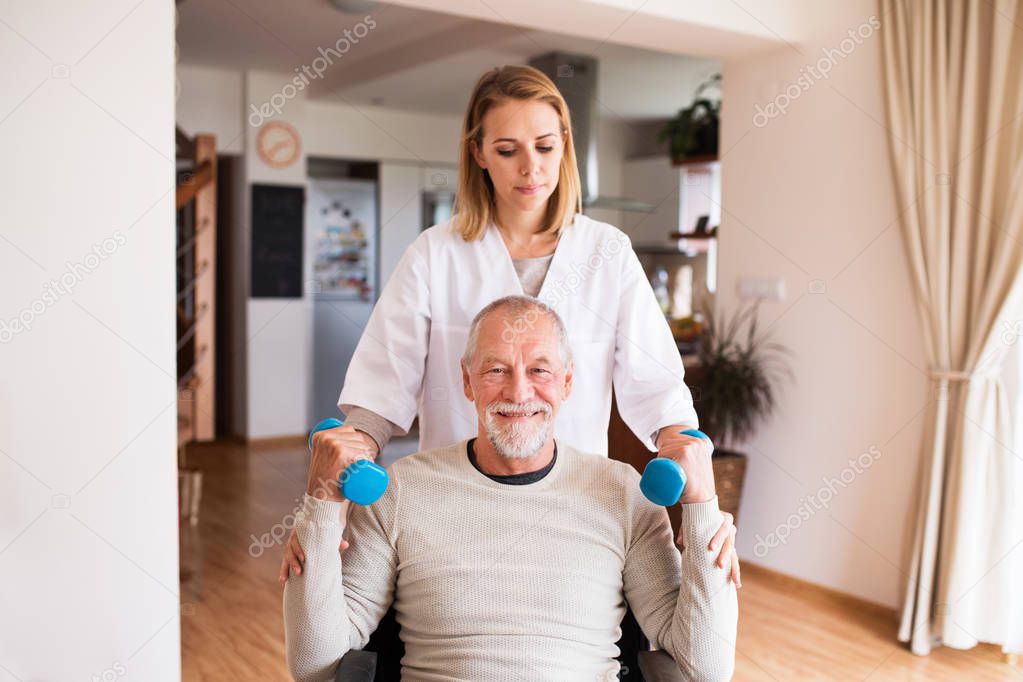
[880, 0, 1023, 656]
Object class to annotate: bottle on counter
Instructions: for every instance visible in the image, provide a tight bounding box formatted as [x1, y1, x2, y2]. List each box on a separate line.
[670, 264, 694, 319]
[650, 266, 670, 315]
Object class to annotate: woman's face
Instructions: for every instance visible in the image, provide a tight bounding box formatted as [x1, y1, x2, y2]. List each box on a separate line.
[471, 98, 565, 219]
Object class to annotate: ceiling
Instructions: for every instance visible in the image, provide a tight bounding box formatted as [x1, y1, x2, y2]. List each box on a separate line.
[176, 0, 720, 120]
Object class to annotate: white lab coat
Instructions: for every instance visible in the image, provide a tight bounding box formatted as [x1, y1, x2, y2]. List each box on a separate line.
[338, 213, 698, 455]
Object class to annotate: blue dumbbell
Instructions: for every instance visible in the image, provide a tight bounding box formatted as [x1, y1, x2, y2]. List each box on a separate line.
[639, 428, 712, 506]
[308, 418, 389, 505]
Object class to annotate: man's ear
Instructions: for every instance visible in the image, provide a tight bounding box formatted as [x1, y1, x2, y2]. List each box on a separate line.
[461, 360, 474, 402]
[562, 359, 573, 400]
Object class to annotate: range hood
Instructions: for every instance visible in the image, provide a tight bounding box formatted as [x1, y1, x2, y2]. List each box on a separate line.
[529, 52, 655, 214]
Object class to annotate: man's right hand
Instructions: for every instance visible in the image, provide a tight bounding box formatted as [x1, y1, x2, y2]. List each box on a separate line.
[306, 424, 378, 502]
[283, 423, 377, 586]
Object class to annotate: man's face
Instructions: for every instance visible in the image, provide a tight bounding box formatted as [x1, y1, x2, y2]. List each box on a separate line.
[462, 309, 572, 459]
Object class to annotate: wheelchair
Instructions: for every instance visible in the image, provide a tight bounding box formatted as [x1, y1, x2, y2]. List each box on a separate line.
[332, 605, 684, 681]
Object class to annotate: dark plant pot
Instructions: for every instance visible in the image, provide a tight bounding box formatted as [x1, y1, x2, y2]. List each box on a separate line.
[712, 450, 747, 525]
[671, 152, 719, 166]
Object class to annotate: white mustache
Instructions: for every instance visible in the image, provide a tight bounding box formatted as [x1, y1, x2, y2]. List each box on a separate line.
[486, 400, 552, 418]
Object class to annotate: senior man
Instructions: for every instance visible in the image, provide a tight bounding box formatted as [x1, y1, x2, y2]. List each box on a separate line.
[284, 295, 738, 681]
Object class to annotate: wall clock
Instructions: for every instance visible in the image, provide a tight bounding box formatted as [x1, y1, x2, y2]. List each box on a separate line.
[256, 120, 302, 169]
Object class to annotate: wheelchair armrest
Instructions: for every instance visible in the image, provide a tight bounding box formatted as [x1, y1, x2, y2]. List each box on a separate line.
[637, 649, 685, 682]
[333, 650, 377, 682]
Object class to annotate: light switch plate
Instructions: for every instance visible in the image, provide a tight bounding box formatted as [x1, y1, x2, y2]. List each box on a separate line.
[738, 276, 786, 301]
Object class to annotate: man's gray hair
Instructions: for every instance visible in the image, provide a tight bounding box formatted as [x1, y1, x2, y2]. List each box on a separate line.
[462, 295, 573, 369]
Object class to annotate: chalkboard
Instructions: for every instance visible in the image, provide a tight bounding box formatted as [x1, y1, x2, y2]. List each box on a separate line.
[251, 184, 304, 298]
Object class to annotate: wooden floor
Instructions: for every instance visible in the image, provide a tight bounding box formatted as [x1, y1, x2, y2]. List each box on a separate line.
[180, 438, 1022, 681]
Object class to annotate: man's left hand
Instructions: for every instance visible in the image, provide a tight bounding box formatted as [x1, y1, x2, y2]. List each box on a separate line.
[676, 511, 742, 587]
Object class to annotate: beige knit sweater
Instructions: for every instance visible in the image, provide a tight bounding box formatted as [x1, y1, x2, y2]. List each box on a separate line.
[283, 440, 737, 681]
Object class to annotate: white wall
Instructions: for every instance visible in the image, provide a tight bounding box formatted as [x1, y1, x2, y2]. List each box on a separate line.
[305, 100, 462, 163]
[719, 2, 926, 608]
[176, 63, 244, 154]
[243, 70, 312, 439]
[385, 0, 800, 59]
[0, 1, 180, 680]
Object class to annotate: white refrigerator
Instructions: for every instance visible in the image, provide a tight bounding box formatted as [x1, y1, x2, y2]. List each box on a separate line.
[306, 178, 378, 425]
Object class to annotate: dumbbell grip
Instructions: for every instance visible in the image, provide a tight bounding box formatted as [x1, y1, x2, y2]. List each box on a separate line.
[308, 418, 389, 506]
[639, 428, 710, 506]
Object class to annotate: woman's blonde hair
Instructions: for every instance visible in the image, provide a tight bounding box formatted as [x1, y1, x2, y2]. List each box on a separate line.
[453, 65, 582, 241]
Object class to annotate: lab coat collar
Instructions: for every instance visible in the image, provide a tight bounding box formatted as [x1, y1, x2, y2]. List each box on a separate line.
[481, 213, 581, 302]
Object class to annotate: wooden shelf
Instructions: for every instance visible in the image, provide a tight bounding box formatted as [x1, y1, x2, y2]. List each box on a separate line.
[634, 236, 716, 256]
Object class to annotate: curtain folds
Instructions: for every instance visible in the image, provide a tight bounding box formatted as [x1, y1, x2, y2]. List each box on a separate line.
[879, 0, 1023, 657]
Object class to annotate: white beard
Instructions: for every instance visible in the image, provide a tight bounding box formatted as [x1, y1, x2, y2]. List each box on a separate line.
[483, 400, 553, 459]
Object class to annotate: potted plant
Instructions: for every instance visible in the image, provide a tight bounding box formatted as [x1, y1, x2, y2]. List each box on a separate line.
[687, 300, 793, 523]
[658, 73, 721, 164]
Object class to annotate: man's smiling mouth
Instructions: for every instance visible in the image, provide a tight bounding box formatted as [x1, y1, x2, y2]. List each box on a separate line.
[496, 410, 542, 418]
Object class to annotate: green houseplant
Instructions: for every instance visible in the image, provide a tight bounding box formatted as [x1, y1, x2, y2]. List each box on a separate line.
[688, 300, 793, 522]
[658, 73, 721, 163]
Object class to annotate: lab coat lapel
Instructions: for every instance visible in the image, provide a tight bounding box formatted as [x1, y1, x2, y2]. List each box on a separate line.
[535, 219, 575, 305]
[480, 216, 577, 302]
[481, 222, 526, 296]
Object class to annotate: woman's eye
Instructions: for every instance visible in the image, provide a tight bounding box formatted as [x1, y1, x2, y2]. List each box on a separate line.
[497, 146, 553, 157]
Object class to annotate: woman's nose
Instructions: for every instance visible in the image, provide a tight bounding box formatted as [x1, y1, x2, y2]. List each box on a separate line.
[521, 150, 540, 176]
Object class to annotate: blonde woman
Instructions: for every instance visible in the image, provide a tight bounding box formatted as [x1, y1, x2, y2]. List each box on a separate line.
[281, 65, 740, 584]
